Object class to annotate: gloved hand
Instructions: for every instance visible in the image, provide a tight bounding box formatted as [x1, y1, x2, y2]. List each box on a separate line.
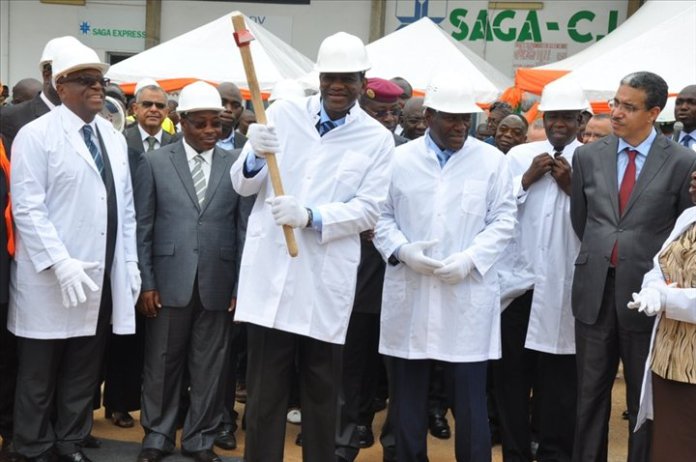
[52, 258, 100, 308]
[397, 240, 443, 275]
[265, 196, 309, 228]
[247, 123, 279, 157]
[433, 252, 475, 285]
[627, 287, 665, 316]
[127, 261, 141, 302]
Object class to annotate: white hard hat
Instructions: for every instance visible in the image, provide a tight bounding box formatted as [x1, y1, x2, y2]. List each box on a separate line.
[315, 32, 370, 73]
[538, 79, 589, 112]
[269, 79, 305, 102]
[657, 96, 676, 123]
[177, 81, 224, 113]
[134, 78, 160, 95]
[39, 36, 82, 70]
[423, 73, 482, 114]
[52, 43, 109, 86]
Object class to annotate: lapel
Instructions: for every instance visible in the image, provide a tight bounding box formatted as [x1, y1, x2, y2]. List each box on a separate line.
[622, 135, 670, 217]
[598, 135, 620, 221]
[32, 95, 50, 119]
[125, 126, 143, 153]
[199, 147, 228, 216]
[60, 107, 102, 178]
[169, 141, 201, 211]
[162, 130, 173, 146]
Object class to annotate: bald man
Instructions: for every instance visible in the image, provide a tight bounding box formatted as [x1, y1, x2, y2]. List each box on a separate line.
[11, 79, 42, 105]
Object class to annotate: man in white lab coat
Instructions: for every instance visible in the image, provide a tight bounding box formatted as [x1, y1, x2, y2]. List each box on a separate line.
[374, 73, 516, 462]
[494, 81, 588, 462]
[229, 32, 393, 461]
[8, 43, 139, 462]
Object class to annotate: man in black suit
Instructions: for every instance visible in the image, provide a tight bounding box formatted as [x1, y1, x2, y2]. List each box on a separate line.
[570, 71, 696, 462]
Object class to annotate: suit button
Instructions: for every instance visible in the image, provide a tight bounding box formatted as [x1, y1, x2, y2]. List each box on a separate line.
[193, 248, 198, 253]
[198, 221, 202, 225]
[618, 228, 624, 232]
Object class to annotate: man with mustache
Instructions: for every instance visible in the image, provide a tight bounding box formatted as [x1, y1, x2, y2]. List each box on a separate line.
[582, 114, 612, 144]
[9, 42, 139, 462]
[570, 71, 696, 462]
[230, 32, 393, 462]
[495, 81, 587, 462]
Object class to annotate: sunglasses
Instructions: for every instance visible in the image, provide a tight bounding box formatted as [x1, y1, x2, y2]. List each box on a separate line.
[140, 100, 167, 110]
[60, 75, 110, 88]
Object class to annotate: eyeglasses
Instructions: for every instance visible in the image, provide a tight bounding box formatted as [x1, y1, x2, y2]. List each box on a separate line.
[404, 116, 425, 125]
[140, 100, 167, 110]
[608, 98, 644, 114]
[366, 108, 401, 119]
[59, 75, 110, 88]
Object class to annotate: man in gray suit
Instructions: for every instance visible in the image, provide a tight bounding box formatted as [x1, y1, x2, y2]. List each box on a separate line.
[135, 81, 244, 462]
[570, 71, 696, 462]
[124, 85, 174, 168]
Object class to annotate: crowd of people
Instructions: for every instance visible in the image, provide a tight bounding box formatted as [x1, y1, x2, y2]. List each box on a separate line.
[0, 31, 695, 462]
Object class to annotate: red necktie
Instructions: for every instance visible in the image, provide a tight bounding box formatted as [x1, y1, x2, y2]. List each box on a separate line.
[610, 149, 638, 266]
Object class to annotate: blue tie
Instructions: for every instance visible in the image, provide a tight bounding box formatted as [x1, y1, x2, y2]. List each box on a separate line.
[82, 125, 104, 175]
[436, 149, 453, 168]
[682, 134, 693, 148]
[318, 120, 337, 137]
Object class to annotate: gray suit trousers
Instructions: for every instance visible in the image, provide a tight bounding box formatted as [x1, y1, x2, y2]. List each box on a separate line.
[140, 286, 231, 453]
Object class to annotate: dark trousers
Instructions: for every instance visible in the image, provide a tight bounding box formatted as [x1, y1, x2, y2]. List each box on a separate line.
[335, 312, 381, 461]
[494, 290, 577, 462]
[220, 322, 246, 432]
[0, 302, 16, 443]
[380, 356, 396, 462]
[390, 357, 490, 462]
[140, 288, 231, 453]
[102, 312, 145, 413]
[573, 270, 652, 462]
[13, 284, 112, 458]
[244, 324, 342, 462]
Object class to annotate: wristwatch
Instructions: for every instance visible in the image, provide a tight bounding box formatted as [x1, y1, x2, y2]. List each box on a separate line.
[305, 208, 313, 228]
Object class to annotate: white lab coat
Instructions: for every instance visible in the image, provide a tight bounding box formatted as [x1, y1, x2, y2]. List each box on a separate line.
[8, 104, 138, 339]
[375, 136, 516, 362]
[636, 206, 696, 430]
[230, 95, 394, 344]
[497, 139, 582, 354]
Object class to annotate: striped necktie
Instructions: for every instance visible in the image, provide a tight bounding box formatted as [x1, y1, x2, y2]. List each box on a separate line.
[318, 120, 337, 137]
[81, 125, 104, 175]
[191, 154, 207, 206]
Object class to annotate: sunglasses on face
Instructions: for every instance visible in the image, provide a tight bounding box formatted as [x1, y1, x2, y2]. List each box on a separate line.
[140, 100, 167, 110]
[60, 75, 110, 88]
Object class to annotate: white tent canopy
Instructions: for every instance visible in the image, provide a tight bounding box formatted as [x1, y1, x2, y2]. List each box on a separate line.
[365, 18, 511, 102]
[539, 1, 696, 101]
[106, 11, 315, 91]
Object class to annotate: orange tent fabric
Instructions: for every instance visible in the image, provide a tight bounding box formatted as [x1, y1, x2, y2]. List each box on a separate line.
[515, 69, 570, 96]
[0, 139, 14, 257]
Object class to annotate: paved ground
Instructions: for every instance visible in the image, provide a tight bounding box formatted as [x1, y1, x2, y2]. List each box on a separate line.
[89, 378, 630, 462]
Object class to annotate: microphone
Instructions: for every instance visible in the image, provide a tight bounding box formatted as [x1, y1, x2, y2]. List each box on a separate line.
[673, 121, 684, 142]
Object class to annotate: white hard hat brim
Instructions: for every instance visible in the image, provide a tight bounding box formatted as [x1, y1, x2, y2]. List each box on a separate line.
[55, 62, 110, 81]
[179, 106, 225, 113]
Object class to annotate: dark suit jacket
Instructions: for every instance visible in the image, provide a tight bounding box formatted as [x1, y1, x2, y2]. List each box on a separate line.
[135, 141, 244, 311]
[0, 94, 51, 151]
[570, 134, 696, 331]
[124, 124, 175, 176]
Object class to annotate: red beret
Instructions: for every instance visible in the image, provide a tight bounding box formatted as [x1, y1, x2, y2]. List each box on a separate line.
[365, 78, 403, 103]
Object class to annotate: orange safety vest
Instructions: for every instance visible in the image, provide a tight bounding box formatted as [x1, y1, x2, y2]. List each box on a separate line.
[0, 139, 14, 257]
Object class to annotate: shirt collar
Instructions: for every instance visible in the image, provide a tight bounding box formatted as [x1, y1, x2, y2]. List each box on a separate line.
[617, 127, 657, 156]
[137, 124, 162, 143]
[219, 129, 235, 144]
[60, 104, 97, 134]
[424, 130, 456, 156]
[679, 129, 696, 142]
[182, 138, 213, 164]
[40, 91, 57, 111]
[319, 100, 350, 127]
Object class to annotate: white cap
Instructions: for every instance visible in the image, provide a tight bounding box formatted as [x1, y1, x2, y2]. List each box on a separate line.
[134, 78, 160, 95]
[538, 80, 589, 112]
[39, 36, 83, 70]
[315, 32, 370, 73]
[269, 79, 305, 102]
[178, 81, 224, 113]
[423, 73, 482, 114]
[52, 43, 109, 86]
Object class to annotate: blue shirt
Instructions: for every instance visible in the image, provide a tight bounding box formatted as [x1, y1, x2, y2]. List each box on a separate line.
[425, 131, 456, 168]
[679, 129, 696, 150]
[216, 130, 236, 151]
[617, 128, 657, 185]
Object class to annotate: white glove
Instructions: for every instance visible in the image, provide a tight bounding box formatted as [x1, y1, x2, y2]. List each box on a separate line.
[247, 123, 279, 157]
[265, 196, 309, 228]
[127, 261, 142, 302]
[52, 258, 100, 308]
[397, 240, 443, 275]
[627, 287, 665, 316]
[433, 252, 475, 285]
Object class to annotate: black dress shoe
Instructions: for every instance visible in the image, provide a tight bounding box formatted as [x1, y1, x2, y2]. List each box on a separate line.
[356, 425, 374, 448]
[136, 448, 165, 462]
[213, 430, 236, 450]
[58, 451, 92, 462]
[428, 413, 451, 439]
[25, 450, 56, 462]
[181, 449, 222, 462]
[77, 435, 100, 449]
[105, 409, 135, 428]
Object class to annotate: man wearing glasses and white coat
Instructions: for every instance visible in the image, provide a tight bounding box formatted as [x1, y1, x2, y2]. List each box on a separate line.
[374, 73, 516, 462]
